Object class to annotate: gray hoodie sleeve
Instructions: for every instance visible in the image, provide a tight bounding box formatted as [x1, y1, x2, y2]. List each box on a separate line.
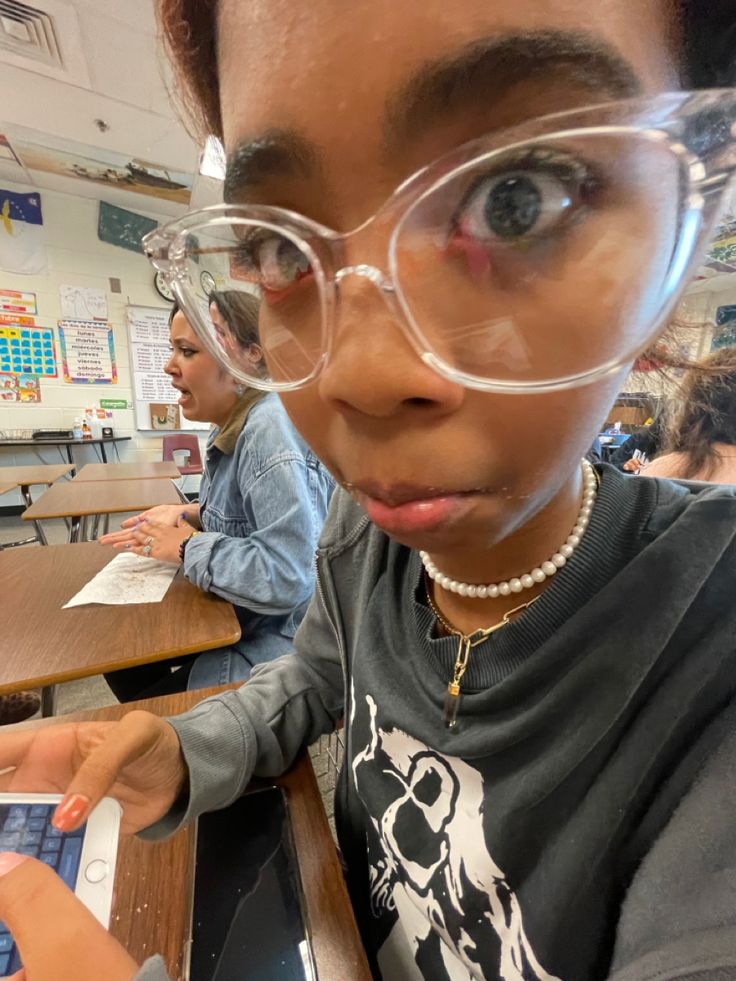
[139, 573, 344, 840]
[609, 720, 736, 980]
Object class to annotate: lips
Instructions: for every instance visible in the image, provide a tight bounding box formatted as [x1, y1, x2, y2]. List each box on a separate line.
[170, 383, 191, 402]
[349, 482, 483, 537]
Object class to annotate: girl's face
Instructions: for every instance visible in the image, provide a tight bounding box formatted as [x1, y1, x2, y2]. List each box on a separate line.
[165, 311, 238, 424]
[216, 0, 679, 553]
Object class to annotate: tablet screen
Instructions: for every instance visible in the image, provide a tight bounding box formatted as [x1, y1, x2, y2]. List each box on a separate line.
[190, 786, 315, 981]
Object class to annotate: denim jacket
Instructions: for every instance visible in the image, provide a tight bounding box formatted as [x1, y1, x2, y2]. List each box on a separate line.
[182, 391, 334, 666]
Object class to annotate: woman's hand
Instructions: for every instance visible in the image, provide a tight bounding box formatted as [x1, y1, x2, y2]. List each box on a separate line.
[100, 516, 196, 565]
[0, 853, 139, 980]
[108, 505, 189, 535]
[0, 711, 187, 836]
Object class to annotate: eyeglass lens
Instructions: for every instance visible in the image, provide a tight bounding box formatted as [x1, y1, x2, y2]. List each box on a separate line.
[178, 131, 689, 388]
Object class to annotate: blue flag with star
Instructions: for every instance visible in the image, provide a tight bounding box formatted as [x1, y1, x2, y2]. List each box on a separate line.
[0, 190, 47, 275]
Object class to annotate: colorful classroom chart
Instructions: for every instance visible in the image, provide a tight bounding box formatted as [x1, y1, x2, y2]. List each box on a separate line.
[0, 325, 57, 377]
[0, 289, 37, 316]
[58, 320, 117, 384]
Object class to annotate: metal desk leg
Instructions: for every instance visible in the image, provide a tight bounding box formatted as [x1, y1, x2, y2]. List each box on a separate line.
[41, 686, 57, 717]
[20, 483, 47, 546]
[100, 442, 108, 463]
[91, 513, 101, 539]
[69, 515, 81, 543]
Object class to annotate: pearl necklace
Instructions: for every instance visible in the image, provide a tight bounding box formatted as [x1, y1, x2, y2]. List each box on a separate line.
[421, 459, 597, 599]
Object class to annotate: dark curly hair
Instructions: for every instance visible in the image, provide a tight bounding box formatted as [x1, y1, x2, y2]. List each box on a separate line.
[664, 346, 736, 479]
[155, 0, 736, 141]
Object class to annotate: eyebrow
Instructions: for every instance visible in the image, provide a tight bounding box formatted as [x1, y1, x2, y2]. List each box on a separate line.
[386, 30, 642, 147]
[223, 29, 642, 203]
[224, 129, 320, 203]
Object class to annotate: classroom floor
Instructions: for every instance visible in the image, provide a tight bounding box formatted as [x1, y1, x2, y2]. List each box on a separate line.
[0, 512, 341, 830]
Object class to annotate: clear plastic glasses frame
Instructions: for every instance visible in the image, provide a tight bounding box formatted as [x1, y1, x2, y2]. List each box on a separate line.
[144, 90, 736, 394]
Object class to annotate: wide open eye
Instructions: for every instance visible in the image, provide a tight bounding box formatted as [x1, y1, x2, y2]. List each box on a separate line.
[451, 148, 600, 247]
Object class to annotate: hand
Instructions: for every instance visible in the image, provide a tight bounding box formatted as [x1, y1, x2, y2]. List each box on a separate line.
[0, 853, 138, 980]
[100, 516, 195, 564]
[622, 458, 642, 473]
[0, 711, 187, 836]
[120, 505, 190, 532]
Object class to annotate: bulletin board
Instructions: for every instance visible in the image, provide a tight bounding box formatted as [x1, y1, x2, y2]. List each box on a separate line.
[126, 304, 209, 432]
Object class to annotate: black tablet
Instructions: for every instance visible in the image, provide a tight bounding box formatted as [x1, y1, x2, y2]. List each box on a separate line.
[188, 786, 316, 981]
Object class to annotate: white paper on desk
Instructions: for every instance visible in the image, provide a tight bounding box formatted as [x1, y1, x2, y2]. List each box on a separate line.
[62, 552, 179, 608]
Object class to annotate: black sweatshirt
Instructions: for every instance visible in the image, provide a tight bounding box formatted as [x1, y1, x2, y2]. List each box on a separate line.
[142, 466, 736, 981]
[335, 467, 736, 979]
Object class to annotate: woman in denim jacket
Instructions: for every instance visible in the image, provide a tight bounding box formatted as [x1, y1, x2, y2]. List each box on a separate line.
[102, 297, 334, 696]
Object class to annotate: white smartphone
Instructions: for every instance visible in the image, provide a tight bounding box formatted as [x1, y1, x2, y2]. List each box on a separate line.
[0, 794, 121, 977]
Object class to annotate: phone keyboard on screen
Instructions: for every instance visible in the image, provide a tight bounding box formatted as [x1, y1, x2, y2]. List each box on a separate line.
[0, 803, 86, 977]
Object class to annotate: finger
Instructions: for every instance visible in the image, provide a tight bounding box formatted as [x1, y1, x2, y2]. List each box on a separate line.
[120, 512, 147, 528]
[0, 855, 138, 980]
[99, 529, 135, 546]
[53, 712, 164, 832]
[0, 732, 36, 785]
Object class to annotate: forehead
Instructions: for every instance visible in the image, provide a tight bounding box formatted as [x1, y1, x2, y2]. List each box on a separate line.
[170, 312, 196, 341]
[217, 0, 678, 149]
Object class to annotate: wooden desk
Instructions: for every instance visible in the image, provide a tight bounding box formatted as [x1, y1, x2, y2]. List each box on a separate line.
[0, 464, 74, 547]
[14, 687, 371, 981]
[22, 479, 183, 542]
[0, 464, 74, 486]
[0, 481, 15, 496]
[0, 435, 130, 466]
[74, 462, 181, 482]
[0, 544, 240, 699]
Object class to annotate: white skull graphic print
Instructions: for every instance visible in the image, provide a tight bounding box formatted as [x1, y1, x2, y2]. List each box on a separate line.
[351, 693, 559, 981]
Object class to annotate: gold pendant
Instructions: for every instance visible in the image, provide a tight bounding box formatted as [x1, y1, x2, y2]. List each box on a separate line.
[443, 681, 461, 729]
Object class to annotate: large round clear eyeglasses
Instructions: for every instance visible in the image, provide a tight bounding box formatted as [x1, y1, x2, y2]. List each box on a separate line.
[144, 91, 736, 393]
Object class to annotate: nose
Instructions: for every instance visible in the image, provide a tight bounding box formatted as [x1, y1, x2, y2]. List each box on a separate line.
[317, 271, 464, 419]
[163, 353, 177, 376]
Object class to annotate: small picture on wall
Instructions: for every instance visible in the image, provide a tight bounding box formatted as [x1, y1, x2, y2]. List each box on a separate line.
[150, 403, 180, 430]
[0, 372, 18, 400]
[17, 373, 41, 402]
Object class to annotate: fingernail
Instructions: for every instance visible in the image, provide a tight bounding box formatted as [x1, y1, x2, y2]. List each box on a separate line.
[52, 794, 90, 832]
[0, 853, 28, 877]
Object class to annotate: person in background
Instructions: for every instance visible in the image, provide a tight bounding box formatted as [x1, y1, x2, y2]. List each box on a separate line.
[101, 297, 334, 697]
[609, 415, 665, 472]
[3, 1, 736, 979]
[641, 347, 736, 482]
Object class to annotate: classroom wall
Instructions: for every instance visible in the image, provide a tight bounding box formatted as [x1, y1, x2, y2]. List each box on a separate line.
[0, 181, 205, 501]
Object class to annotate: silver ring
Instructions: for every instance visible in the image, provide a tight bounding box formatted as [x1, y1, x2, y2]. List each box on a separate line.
[144, 536, 154, 547]
[143, 544, 152, 557]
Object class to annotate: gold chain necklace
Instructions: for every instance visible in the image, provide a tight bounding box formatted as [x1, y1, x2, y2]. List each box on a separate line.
[425, 575, 539, 729]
